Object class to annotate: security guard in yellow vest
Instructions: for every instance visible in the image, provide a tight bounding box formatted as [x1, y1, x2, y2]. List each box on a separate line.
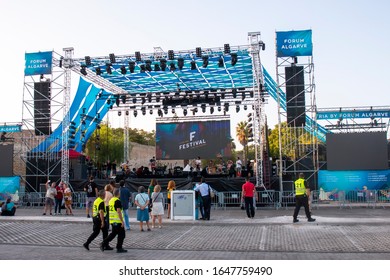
[83, 190, 113, 251]
[293, 173, 316, 223]
[100, 188, 127, 253]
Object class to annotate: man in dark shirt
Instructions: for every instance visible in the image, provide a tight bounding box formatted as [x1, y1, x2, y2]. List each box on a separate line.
[84, 176, 98, 218]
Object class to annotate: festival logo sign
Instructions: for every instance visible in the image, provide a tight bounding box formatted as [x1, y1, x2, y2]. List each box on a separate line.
[0, 125, 22, 133]
[25, 51, 53, 76]
[276, 30, 312, 57]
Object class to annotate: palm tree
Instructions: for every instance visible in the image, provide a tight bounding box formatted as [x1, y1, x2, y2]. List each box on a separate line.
[236, 121, 249, 162]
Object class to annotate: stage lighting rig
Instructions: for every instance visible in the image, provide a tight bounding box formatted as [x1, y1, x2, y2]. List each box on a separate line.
[135, 51, 141, 62]
[133, 110, 138, 117]
[109, 53, 116, 63]
[231, 53, 238, 66]
[115, 96, 120, 106]
[85, 56, 91, 66]
[183, 108, 188, 116]
[160, 59, 167, 71]
[121, 95, 126, 104]
[224, 44, 230, 54]
[218, 57, 224, 67]
[190, 61, 197, 70]
[196, 47, 202, 57]
[95, 67, 102, 75]
[178, 58, 184, 70]
[118, 111, 122, 116]
[129, 61, 135, 73]
[168, 50, 175, 60]
[140, 64, 146, 73]
[232, 88, 237, 98]
[120, 65, 127, 74]
[106, 64, 112, 74]
[145, 60, 152, 72]
[154, 64, 161, 71]
[80, 65, 87, 76]
[170, 62, 176, 71]
[202, 56, 209, 68]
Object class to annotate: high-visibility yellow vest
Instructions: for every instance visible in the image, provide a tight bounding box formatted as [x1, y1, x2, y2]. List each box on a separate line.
[109, 197, 123, 224]
[295, 178, 306, 196]
[92, 197, 105, 218]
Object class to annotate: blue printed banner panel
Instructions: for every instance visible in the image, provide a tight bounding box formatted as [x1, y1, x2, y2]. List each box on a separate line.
[25, 51, 53, 76]
[276, 30, 313, 57]
[318, 170, 390, 192]
[0, 125, 22, 132]
[317, 110, 390, 120]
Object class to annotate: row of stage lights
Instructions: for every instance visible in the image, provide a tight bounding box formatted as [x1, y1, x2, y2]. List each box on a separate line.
[80, 44, 239, 76]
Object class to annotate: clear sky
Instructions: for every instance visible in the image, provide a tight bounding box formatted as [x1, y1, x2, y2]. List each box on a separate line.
[1, 0, 389, 148]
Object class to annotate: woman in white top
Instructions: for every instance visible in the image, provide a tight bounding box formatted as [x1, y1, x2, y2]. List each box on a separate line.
[151, 185, 164, 228]
[43, 180, 57, 215]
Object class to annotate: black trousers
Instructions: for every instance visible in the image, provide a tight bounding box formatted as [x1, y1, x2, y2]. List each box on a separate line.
[102, 223, 125, 249]
[244, 197, 255, 218]
[201, 195, 211, 220]
[85, 217, 108, 245]
[293, 195, 311, 219]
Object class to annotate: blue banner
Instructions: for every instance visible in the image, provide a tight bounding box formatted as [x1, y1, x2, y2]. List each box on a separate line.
[0, 125, 22, 132]
[318, 170, 390, 192]
[0, 176, 20, 195]
[317, 110, 390, 120]
[276, 30, 313, 57]
[25, 51, 53, 76]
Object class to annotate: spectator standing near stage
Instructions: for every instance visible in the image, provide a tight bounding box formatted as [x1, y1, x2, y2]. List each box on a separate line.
[194, 177, 212, 220]
[148, 178, 158, 200]
[241, 177, 256, 218]
[63, 183, 73, 215]
[104, 184, 113, 226]
[111, 160, 117, 176]
[151, 184, 164, 228]
[42, 180, 56, 216]
[119, 180, 131, 231]
[293, 173, 316, 223]
[166, 180, 176, 219]
[83, 190, 113, 251]
[195, 156, 202, 172]
[134, 186, 151, 232]
[236, 157, 242, 177]
[84, 176, 98, 218]
[54, 182, 64, 215]
[100, 188, 127, 253]
[150, 156, 156, 174]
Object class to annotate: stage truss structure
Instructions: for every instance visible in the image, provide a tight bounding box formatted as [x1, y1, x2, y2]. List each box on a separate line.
[21, 32, 270, 191]
[275, 41, 319, 196]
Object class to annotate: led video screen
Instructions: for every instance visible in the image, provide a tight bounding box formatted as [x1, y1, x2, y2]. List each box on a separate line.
[326, 132, 388, 170]
[156, 120, 232, 160]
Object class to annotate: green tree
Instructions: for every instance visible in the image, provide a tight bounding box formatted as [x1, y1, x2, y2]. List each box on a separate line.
[236, 121, 249, 162]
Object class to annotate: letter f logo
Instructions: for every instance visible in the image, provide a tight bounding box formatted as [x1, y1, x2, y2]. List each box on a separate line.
[190, 131, 196, 141]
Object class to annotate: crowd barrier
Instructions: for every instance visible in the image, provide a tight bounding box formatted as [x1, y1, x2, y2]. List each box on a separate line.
[18, 189, 390, 210]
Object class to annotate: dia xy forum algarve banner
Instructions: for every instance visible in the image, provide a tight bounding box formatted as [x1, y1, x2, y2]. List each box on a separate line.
[276, 30, 312, 57]
[156, 120, 232, 160]
[25, 51, 53, 76]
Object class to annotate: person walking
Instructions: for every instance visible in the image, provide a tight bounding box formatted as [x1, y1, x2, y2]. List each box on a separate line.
[151, 184, 164, 228]
[193, 177, 212, 220]
[134, 186, 151, 232]
[63, 183, 73, 215]
[100, 188, 127, 253]
[54, 181, 64, 215]
[84, 176, 98, 218]
[166, 180, 176, 219]
[83, 190, 113, 251]
[104, 184, 113, 226]
[42, 180, 56, 216]
[293, 173, 316, 223]
[119, 180, 131, 231]
[241, 176, 256, 218]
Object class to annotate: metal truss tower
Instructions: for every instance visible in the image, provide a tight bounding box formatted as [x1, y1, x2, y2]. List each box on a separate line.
[124, 111, 130, 163]
[275, 34, 318, 194]
[61, 47, 74, 185]
[248, 32, 267, 188]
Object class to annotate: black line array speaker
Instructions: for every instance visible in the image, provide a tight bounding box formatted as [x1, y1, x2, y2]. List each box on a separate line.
[34, 81, 51, 135]
[285, 66, 306, 127]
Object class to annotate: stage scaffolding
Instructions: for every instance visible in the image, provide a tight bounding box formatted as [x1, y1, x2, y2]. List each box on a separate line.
[275, 33, 319, 195]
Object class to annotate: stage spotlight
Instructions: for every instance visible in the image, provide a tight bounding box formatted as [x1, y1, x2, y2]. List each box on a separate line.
[107, 99, 111, 105]
[218, 106, 221, 112]
[224, 103, 229, 112]
[250, 91, 254, 98]
[150, 109, 153, 115]
[210, 107, 214, 114]
[171, 108, 175, 114]
[168, 50, 174, 60]
[129, 61, 135, 73]
[120, 65, 127, 74]
[125, 110, 129, 116]
[85, 56, 91, 66]
[115, 96, 120, 107]
[121, 95, 126, 104]
[158, 109, 163, 117]
[164, 108, 168, 115]
[156, 94, 161, 102]
[95, 67, 102, 75]
[231, 53, 238, 66]
[140, 64, 146, 73]
[154, 64, 161, 71]
[183, 108, 187, 116]
[178, 58, 184, 70]
[132, 97, 137, 103]
[232, 88, 237, 98]
[221, 92, 225, 99]
[201, 104, 206, 113]
[145, 60, 152, 72]
[80, 65, 87, 76]
[224, 44, 230, 54]
[141, 97, 146, 104]
[236, 105, 240, 113]
[106, 64, 112, 74]
[133, 110, 138, 117]
[196, 47, 202, 57]
[242, 92, 246, 100]
[202, 56, 209, 68]
[118, 111, 122, 116]
[141, 107, 146, 115]
[190, 61, 196, 70]
[170, 62, 176, 71]
[244, 105, 247, 110]
[160, 59, 167, 71]
[109, 53, 116, 63]
[147, 94, 152, 103]
[218, 57, 224, 67]
[135, 51, 141, 61]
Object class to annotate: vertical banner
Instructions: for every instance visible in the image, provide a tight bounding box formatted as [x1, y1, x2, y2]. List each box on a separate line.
[276, 30, 312, 57]
[24, 51, 53, 76]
